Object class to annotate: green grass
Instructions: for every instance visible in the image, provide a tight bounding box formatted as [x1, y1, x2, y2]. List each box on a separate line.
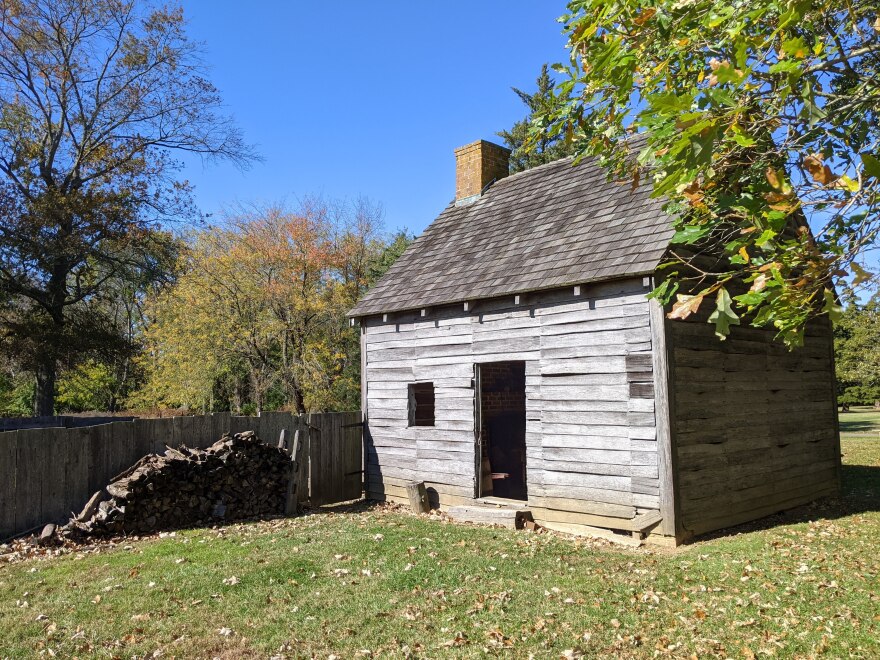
[839, 405, 880, 438]
[1, 438, 878, 659]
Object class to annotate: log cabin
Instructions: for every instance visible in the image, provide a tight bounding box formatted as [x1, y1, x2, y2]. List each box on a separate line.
[348, 139, 840, 546]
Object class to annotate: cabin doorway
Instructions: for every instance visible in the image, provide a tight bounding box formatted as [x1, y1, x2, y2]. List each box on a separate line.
[475, 361, 527, 501]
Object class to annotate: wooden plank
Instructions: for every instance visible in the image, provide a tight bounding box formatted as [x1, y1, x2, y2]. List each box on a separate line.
[536, 458, 634, 477]
[682, 472, 838, 535]
[650, 295, 678, 539]
[530, 505, 642, 532]
[447, 504, 532, 529]
[297, 415, 311, 503]
[527, 494, 635, 519]
[540, 447, 631, 465]
[541, 433, 630, 450]
[309, 414, 326, 505]
[631, 509, 663, 531]
[15, 429, 43, 533]
[285, 429, 302, 514]
[211, 412, 232, 442]
[538, 519, 644, 546]
[106, 421, 134, 479]
[345, 411, 364, 501]
[86, 424, 110, 495]
[0, 431, 17, 538]
[329, 413, 342, 504]
[40, 428, 69, 525]
[364, 463, 473, 489]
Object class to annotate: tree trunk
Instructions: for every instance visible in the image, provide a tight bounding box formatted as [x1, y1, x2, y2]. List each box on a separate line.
[33, 258, 68, 417]
[34, 357, 56, 416]
[293, 385, 305, 415]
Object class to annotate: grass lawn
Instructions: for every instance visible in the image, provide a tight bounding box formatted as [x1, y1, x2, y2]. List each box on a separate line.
[839, 405, 880, 438]
[1, 436, 878, 658]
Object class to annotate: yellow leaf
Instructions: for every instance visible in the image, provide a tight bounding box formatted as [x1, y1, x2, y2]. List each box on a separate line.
[835, 174, 859, 193]
[765, 167, 782, 190]
[738, 246, 750, 263]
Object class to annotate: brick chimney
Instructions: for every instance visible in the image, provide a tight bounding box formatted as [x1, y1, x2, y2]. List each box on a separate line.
[454, 140, 511, 205]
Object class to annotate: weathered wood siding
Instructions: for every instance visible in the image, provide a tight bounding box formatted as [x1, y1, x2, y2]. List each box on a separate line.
[362, 277, 664, 532]
[668, 315, 840, 537]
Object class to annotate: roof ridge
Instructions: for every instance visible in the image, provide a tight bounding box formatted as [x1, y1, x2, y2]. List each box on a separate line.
[348, 142, 673, 318]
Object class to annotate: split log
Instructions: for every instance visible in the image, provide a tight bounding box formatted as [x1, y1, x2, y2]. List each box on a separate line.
[68, 431, 291, 536]
[406, 481, 430, 514]
[38, 523, 56, 545]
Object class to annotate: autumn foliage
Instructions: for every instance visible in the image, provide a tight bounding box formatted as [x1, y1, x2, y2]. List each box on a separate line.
[134, 199, 408, 414]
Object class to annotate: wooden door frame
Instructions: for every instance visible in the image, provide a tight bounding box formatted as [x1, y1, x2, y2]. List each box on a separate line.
[473, 362, 483, 499]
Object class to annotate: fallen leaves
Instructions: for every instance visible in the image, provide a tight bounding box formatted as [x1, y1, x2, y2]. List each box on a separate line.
[441, 631, 468, 648]
[1, 497, 877, 658]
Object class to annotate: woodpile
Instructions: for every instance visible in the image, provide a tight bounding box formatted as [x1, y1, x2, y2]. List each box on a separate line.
[68, 431, 291, 535]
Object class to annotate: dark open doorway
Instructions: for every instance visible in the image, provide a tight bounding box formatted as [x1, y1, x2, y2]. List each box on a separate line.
[476, 361, 527, 501]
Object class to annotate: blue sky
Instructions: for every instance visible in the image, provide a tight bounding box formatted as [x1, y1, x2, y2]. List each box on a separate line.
[179, 2, 568, 235]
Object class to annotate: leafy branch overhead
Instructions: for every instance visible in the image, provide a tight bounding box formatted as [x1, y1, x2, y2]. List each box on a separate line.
[537, 0, 880, 344]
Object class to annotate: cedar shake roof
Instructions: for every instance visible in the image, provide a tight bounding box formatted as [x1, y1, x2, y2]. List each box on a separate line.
[349, 154, 674, 317]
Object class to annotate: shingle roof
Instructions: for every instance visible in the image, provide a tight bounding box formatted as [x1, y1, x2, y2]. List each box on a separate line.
[349, 154, 674, 317]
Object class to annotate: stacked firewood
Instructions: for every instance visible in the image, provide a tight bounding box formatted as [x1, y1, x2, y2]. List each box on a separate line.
[68, 431, 291, 535]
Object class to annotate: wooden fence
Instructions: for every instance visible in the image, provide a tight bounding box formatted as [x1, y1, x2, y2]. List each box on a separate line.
[0, 411, 363, 541]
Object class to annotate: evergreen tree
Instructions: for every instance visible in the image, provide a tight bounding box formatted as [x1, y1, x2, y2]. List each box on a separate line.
[497, 64, 574, 173]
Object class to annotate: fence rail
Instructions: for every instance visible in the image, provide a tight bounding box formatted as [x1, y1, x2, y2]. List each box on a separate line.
[0, 416, 137, 432]
[0, 411, 362, 541]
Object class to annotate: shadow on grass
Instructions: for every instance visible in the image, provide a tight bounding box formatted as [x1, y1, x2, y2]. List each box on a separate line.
[839, 419, 880, 433]
[693, 463, 880, 543]
[300, 499, 379, 517]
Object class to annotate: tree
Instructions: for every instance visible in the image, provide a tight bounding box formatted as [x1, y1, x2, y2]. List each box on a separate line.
[134, 199, 401, 414]
[834, 296, 880, 408]
[497, 64, 575, 173]
[538, 1, 880, 345]
[0, 0, 254, 414]
[0, 360, 33, 416]
[56, 359, 117, 412]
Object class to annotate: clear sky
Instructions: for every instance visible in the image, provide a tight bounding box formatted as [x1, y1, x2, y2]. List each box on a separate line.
[178, 2, 569, 235]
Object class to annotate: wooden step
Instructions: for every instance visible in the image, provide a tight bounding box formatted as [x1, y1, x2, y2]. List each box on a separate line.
[446, 504, 533, 529]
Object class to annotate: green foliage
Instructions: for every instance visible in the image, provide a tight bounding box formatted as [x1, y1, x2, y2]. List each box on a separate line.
[0, 369, 33, 417]
[369, 230, 414, 281]
[56, 360, 119, 413]
[0, 0, 253, 414]
[834, 296, 880, 405]
[539, 0, 880, 345]
[497, 64, 576, 173]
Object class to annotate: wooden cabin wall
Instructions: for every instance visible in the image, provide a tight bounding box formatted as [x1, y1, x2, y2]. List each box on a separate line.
[361, 277, 670, 536]
[668, 314, 840, 538]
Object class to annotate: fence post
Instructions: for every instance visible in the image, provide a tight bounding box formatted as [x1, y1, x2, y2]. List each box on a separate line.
[284, 429, 303, 515]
